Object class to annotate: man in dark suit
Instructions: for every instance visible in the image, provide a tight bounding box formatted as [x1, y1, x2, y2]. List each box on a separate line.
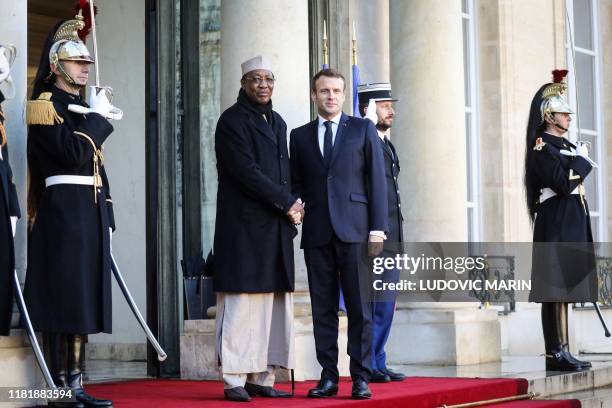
[358, 82, 407, 383]
[290, 69, 388, 399]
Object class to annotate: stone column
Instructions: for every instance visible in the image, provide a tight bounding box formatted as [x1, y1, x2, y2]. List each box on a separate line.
[352, 0, 390, 83]
[386, 0, 500, 365]
[0, 0, 44, 399]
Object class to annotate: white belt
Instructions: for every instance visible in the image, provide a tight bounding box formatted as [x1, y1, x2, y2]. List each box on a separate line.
[45, 175, 95, 187]
[539, 186, 582, 204]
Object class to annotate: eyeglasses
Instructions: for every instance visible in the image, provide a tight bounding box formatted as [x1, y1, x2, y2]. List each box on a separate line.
[245, 76, 276, 86]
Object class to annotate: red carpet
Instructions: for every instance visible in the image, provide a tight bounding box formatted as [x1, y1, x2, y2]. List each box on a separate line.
[81, 377, 580, 408]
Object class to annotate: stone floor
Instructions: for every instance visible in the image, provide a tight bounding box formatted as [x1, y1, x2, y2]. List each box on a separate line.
[393, 353, 612, 381]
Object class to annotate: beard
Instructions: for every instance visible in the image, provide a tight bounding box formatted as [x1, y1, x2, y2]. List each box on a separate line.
[376, 121, 392, 132]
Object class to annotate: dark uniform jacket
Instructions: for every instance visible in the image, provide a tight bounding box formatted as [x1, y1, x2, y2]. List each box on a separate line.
[290, 113, 388, 249]
[378, 135, 403, 249]
[529, 132, 597, 302]
[24, 87, 115, 334]
[0, 91, 21, 336]
[213, 90, 297, 293]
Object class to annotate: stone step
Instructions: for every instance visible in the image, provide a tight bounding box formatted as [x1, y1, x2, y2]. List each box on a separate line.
[527, 360, 612, 398]
[551, 384, 612, 408]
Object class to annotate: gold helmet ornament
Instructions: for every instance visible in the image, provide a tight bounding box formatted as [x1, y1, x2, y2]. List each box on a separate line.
[48, 12, 94, 86]
[540, 69, 574, 124]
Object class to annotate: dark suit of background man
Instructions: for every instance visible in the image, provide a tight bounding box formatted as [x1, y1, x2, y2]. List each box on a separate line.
[358, 82, 407, 383]
[290, 69, 388, 400]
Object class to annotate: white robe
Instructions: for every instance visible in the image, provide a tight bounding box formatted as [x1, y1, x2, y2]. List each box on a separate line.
[215, 292, 294, 375]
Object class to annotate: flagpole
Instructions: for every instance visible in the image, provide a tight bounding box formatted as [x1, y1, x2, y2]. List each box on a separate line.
[322, 19, 329, 69]
[352, 21, 360, 117]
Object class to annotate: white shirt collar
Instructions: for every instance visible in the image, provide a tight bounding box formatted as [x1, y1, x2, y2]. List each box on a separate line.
[377, 129, 389, 140]
[317, 112, 342, 127]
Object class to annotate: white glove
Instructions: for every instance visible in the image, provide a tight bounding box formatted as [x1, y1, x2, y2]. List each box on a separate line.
[364, 99, 378, 126]
[0, 46, 10, 84]
[68, 86, 124, 120]
[575, 143, 598, 168]
[88, 86, 112, 117]
[10, 216, 17, 237]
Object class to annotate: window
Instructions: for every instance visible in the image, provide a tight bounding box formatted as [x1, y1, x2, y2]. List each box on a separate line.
[462, 0, 481, 242]
[566, 0, 605, 241]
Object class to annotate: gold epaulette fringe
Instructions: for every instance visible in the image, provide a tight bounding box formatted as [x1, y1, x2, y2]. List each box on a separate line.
[0, 111, 6, 147]
[26, 92, 64, 126]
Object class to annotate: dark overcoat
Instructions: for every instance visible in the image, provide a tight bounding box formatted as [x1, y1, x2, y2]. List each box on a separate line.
[0, 94, 21, 335]
[213, 94, 297, 293]
[529, 132, 597, 302]
[24, 87, 115, 334]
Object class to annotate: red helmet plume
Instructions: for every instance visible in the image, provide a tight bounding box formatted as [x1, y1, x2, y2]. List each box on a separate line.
[74, 0, 98, 42]
[552, 69, 568, 84]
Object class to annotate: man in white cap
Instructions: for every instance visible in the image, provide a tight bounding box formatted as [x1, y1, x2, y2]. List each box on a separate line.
[213, 55, 303, 402]
[358, 82, 407, 383]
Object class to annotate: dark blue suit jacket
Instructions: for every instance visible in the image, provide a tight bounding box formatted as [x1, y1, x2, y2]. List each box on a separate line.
[290, 113, 388, 249]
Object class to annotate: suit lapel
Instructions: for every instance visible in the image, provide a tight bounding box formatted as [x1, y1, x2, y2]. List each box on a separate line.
[309, 119, 326, 168]
[329, 113, 349, 168]
[379, 137, 394, 160]
[388, 139, 400, 170]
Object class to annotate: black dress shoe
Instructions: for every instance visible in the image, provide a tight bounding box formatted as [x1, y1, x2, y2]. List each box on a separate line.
[244, 383, 291, 398]
[546, 349, 584, 372]
[224, 387, 251, 402]
[307, 379, 338, 398]
[74, 388, 113, 407]
[567, 353, 592, 369]
[370, 370, 391, 383]
[558, 343, 592, 369]
[351, 378, 372, 400]
[381, 367, 407, 381]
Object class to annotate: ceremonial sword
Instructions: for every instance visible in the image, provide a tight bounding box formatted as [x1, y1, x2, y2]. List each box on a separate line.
[110, 233, 167, 361]
[13, 270, 57, 389]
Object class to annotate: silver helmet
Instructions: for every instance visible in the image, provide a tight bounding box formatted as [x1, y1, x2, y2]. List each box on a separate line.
[48, 15, 93, 86]
[540, 70, 574, 123]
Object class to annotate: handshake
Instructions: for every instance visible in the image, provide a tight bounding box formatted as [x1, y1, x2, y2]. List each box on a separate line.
[287, 198, 305, 225]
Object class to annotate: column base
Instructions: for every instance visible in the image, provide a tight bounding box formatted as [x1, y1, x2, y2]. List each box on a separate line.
[180, 309, 351, 381]
[0, 330, 45, 407]
[385, 307, 501, 365]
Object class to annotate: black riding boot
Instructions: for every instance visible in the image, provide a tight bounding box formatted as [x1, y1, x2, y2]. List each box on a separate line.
[67, 334, 113, 407]
[557, 303, 591, 369]
[542, 302, 582, 371]
[45, 333, 84, 408]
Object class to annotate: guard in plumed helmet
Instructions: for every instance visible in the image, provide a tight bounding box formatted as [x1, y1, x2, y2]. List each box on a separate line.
[24, 14, 117, 407]
[357, 83, 406, 383]
[524, 70, 597, 372]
